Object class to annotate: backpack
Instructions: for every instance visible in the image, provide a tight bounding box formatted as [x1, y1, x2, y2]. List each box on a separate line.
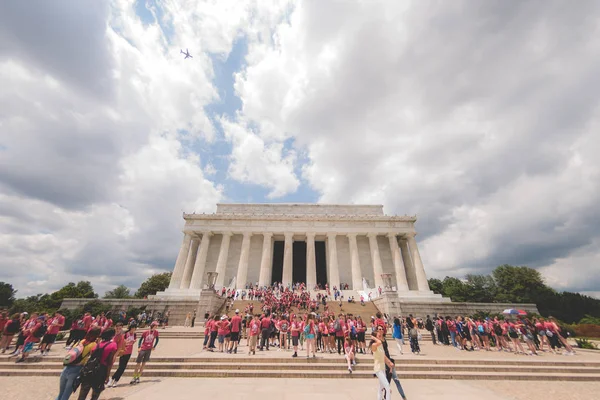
[334, 320, 341, 332]
[63, 341, 85, 366]
[425, 319, 434, 331]
[33, 322, 47, 338]
[478, 324, 485, 334]
[80, 342, 109, 388]
[493, 324, 502, 336]
[5, 320, 20, 335]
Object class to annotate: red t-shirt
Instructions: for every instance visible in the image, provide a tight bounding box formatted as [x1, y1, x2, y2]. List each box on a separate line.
[123, 331, 136, 355]
[291, 321, 300, 337]
[83, 315, 92, 330]
[25, 322, 42, 344]
[261, 317, 271, 329]
[217, 320, 230, 335]
[47, 315, 65, 335]
[230, 316, 242, 333]
[139, 329, 158, 351]
[249, 320, 260, 336]
[279, 320, 290, 333]
[99, 341, 118, 366]
[210, 320, 218, 332]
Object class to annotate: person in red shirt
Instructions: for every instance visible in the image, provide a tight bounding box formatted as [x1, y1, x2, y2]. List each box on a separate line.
[217, 315, 230, 353]
[131, 321, 159, 384]
[82, 312, 93, 331]
[78, 328, 118, 399]
[248, 315, 260, 355]
[207, 315, 219, 351]
[290, 315, 301, 357]
[259, 313, 271, 351]
[228, 310, 242, 354]
[108, 323, 135, 387]
[40, 311, 65, 355]
[278, 316, 290, 351]
[0, 313, 21, 353]
[203, 317, 212, 350]
[15, 315, 45, 363]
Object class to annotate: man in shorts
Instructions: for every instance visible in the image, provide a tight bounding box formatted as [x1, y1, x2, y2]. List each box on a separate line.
[131, 321, 159, 384]
[248, 314, 260, 355]
[290, 315, 301, 357]
[228, 309, 242, 354]
[40, 311, 64, 355]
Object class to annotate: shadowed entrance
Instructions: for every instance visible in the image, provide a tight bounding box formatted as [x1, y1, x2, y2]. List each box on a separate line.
[292, 241, 307, 284]
[315, 241, 327, 286]
[271, 241, 284, 284]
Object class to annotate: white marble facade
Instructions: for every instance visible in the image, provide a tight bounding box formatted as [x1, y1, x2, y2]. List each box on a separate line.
[161, 203, 437, 299]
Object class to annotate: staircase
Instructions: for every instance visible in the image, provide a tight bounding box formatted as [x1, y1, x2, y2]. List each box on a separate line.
[2, 354, 600, 381]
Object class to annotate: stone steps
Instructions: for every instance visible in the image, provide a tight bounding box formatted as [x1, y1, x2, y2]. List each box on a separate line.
[3, 361, 600, 374]
[1, 367, 599, 381]
[2, 354, 600, 381]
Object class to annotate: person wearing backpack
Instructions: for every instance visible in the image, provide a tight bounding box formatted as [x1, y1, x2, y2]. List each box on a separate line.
[15, 315, 46, 363]
[56, 328, 101, 400]
[0, 313, 21, 353]
[425, 315, 436, 345]
[77, 328, 118, 400]
[334, 314, 345, 355]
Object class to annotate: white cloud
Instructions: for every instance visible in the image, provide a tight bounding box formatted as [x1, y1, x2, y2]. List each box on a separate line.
[221, 117, 299, 198]
[230, 1, 600, 293]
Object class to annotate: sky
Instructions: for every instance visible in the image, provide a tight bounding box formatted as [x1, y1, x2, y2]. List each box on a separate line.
[1, 0, 599, 299]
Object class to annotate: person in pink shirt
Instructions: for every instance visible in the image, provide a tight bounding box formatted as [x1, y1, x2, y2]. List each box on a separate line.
[549, 317, 576, 355]
[290, 315, 301, 357]
[15, 315, 45, 363]
[248, 315, 260, 355]
[82, 312, 93, 332]
[278, 316, 290, 351]
[40, 311, 65, 355]
[344, 336, 356, 373]
[131, 322, 159, 384]
[78, 328, 118, 399]
[203, 317, 212, 351]
[108, 324, 136, 387]
[228, 310, 242, 354]
[217, 315, 230, 353]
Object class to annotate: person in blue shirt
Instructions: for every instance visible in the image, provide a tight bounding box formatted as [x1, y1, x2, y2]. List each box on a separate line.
[392, 317, 404, 355]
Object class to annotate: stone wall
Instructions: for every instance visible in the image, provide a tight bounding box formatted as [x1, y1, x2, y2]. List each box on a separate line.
[60, 293, 226, 326]
[373, 294, 539, 318]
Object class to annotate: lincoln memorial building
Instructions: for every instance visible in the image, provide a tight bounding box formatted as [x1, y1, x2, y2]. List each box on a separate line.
[157, 203, 446, 302]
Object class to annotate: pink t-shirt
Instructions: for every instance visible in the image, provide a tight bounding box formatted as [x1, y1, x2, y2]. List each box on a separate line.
[47, 315, 65, 335]
[123, 331, 136, 355]
[291, 321, 300, 337]
[98, 341, 118, 366]
[249, 320, 260, 336]
[230, 316, 242, 333]
[140, 329, 159, 351]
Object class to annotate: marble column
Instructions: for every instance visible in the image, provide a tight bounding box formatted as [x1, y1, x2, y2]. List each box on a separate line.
[306, 232, 317, 290]
[282, 232, 294, 286]
[388, 233, 409, 292]
[180, 237, 200, 289]
[189, 232, 212, 289]
[214, 232, 233, 288]
[347, 233, 362, 290]
[399, 238, 416, 290]
[406, 234, 430, 292]
[367, 233, 385, 290]
[258, 232, 273, 287]
[235, 232, 252, 289]
[168, 233, 192, 289]
[326, 233, 340, 290]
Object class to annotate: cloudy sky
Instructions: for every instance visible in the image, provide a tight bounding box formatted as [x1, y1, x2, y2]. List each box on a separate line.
[1, 0, 599, 299]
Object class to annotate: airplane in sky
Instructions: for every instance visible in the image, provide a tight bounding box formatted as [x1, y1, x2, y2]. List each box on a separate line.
[180, 49, 192, 59]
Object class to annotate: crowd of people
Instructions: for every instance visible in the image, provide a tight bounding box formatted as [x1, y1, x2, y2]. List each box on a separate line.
[0, 309, 161, 400]
[0, 281, 582, 400]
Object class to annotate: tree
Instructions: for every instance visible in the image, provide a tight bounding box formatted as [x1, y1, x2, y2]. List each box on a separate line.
[492, 265, 551, 303]
[135, 272, 172, 298]
[441, 277, 469, 302]
[0, 282, 17, 307]
[104, 285, 131, 299]
[464, 274, 497, 303]
[428, 278, 443, 295]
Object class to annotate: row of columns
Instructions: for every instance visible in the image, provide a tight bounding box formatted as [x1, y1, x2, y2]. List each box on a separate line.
[168, 231, 430, 292]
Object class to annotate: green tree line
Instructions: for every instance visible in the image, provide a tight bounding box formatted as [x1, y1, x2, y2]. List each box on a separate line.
[0, 272, 172, 315]
[429, 265, 600, 323]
